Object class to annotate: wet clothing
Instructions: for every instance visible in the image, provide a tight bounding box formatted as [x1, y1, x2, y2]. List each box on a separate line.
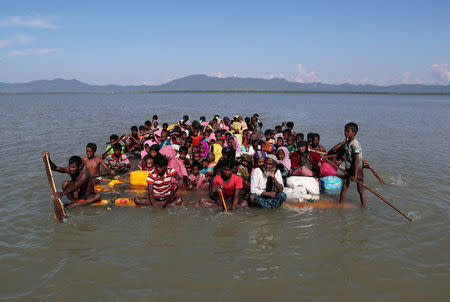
[212, 174, 243, 200]
[146, 168, 177, 198]
[104, 153, 130, 170]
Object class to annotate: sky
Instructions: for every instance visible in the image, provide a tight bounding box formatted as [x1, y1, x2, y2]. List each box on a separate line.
[0, 0, 449, 86]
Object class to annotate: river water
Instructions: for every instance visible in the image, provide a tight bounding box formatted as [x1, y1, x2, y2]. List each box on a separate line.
[0, 93, 448, 301]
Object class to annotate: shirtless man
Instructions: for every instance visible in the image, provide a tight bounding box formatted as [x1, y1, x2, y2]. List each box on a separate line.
[82, 143, 115, 178]
[41, 151, 102, 206]
[310, 133, 327, 153]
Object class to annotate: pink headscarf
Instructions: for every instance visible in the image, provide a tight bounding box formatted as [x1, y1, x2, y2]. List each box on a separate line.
[159, 145, 187, 178]
[199, 141, 209, 157]
[140, 140, 157, 159]
[276, 146, 291, 170]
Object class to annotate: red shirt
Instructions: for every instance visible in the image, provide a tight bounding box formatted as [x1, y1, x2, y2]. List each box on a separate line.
[191, 135, 202, 147]
[212, 174, 243, 200]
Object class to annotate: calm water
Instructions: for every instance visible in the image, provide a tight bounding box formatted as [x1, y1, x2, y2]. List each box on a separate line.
[0, 93, 449, 301]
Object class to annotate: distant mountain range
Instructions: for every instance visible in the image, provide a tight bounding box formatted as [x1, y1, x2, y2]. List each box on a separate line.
[0, 74, 449, 94]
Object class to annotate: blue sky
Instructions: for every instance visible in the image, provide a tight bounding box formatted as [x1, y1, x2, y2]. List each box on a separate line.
[0, 0, 449, 85]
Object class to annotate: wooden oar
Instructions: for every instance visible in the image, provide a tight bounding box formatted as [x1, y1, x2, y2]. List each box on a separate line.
[42, 152, 67, 222]
[218, 190, 228, 212]
[362, 159, 385, 184]
[310, 149, 384, 184]
[323, 158, 412, 221]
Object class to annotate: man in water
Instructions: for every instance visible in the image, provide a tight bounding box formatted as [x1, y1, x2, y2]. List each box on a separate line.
[41, 151, 102, 206]
[249, 154, 286, 208]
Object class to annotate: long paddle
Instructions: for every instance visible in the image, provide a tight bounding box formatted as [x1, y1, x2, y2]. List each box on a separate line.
[323, 158, 412, 221]
[310, 149, 385, 184]
[218, 189, 228, 212]
[42, 152, 67, 222]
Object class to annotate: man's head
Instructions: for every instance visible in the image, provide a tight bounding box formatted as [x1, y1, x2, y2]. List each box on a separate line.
[68, 155, 82, 175]
[153, 153, 168, 176]
[307, 133, 314, 145]
[160, 129, 169, 141]
[286, 121, 294, 129]
[113, 142, 122, 157]
[86, 143, 97, 158]
[220, 158, 235, 180]
[264, 155, 277, 172]
[312, 133, 321, 148]
[345, 122, 358, 139]
[109, 134, 119, 145]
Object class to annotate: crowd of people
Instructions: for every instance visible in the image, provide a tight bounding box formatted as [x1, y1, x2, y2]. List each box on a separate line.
[43, 113, 366, 210]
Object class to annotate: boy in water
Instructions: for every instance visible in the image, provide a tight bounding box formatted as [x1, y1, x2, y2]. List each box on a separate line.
[134, 154, 183, 208]
[82, 143, 115, 178]
[103, 143, 131, 174]
[330, 122, 366, 206]
[42, 151, 102, 205]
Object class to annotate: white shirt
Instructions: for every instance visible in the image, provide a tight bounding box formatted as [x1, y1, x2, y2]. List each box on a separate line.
[250, 167, 283, 196]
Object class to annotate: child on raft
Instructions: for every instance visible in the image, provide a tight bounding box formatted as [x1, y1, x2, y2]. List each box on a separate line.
[82, 143, 115, 178]
[103, 143, 131, 174]
[329, 122, 366, 206]
[134, 153, 183, 208]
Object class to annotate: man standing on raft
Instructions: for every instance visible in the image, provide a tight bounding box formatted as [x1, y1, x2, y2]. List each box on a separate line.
[41, 151, 102, 206]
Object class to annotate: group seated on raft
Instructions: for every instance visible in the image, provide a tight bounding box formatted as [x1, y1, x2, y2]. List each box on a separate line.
[47, 113, 365, 210]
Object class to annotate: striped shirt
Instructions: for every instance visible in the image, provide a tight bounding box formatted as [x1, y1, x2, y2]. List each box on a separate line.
[147, 168, 176, 198]
[104, 154, 130, 169]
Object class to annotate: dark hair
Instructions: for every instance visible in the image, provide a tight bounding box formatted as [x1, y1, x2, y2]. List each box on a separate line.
[200, 116, 205, 121]
[161, 129, 169, 135]
[183, 115, 189, 120]
[264, 129, 272, 136]
[131, 126, 138, 132]
[307, 133, 314, 140]
[191, 161, 202, 170]
[218, 157, 236, 170]
[139, 125, 145, 131]
[313, 133, 320, 139]
[113, 143, 122, 150]
[110, 134, 119, 141]
[145, 120, 151, 126]
[149, 144, 160, 152]
[345, 122, 358, 134]
[152, 115, 158, 120]
[86, 143, 97, 152]
[153, 153, 168, 167]
[286, 121, 294, 128]
[296, 133, 304, 141]
[69, 155, 82, 166]
[275, 125, 282, 132]
[222, 146, 236, 159]
[162, 123, 168, 128]
[282, 129, 291, 135]
[179, 146, 188, 154]
[185, 137, 193, 144]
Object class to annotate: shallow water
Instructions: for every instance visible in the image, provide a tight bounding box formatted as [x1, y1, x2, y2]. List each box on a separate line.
[0, 93, 449, 301]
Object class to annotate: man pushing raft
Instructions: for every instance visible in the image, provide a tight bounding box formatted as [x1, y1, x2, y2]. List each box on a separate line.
[41, 151, 102, 206]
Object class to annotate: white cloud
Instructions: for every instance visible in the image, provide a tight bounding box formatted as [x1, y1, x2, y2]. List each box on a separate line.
[9, 48, 56, 56]
[294, 64, 319, 83]
[0, 16, 59, 29]
[0, 35, 35, 48]
[431, 63, 450, 83]
[211, 72, 225, 78]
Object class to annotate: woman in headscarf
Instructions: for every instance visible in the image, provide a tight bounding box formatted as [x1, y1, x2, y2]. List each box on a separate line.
[290, 141, 314, 176]
[252, 150, 266, 169]
[159, 145, 188, 183]
[198, 141, 210, 158]
[276, 146, 291, 179]
[236, 154, 253, 193]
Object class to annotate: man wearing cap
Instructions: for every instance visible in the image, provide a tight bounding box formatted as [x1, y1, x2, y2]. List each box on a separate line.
[249, 154, 287, 208]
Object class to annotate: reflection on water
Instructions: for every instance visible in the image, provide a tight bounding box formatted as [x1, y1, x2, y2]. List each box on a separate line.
[0, 93, 449, 301]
